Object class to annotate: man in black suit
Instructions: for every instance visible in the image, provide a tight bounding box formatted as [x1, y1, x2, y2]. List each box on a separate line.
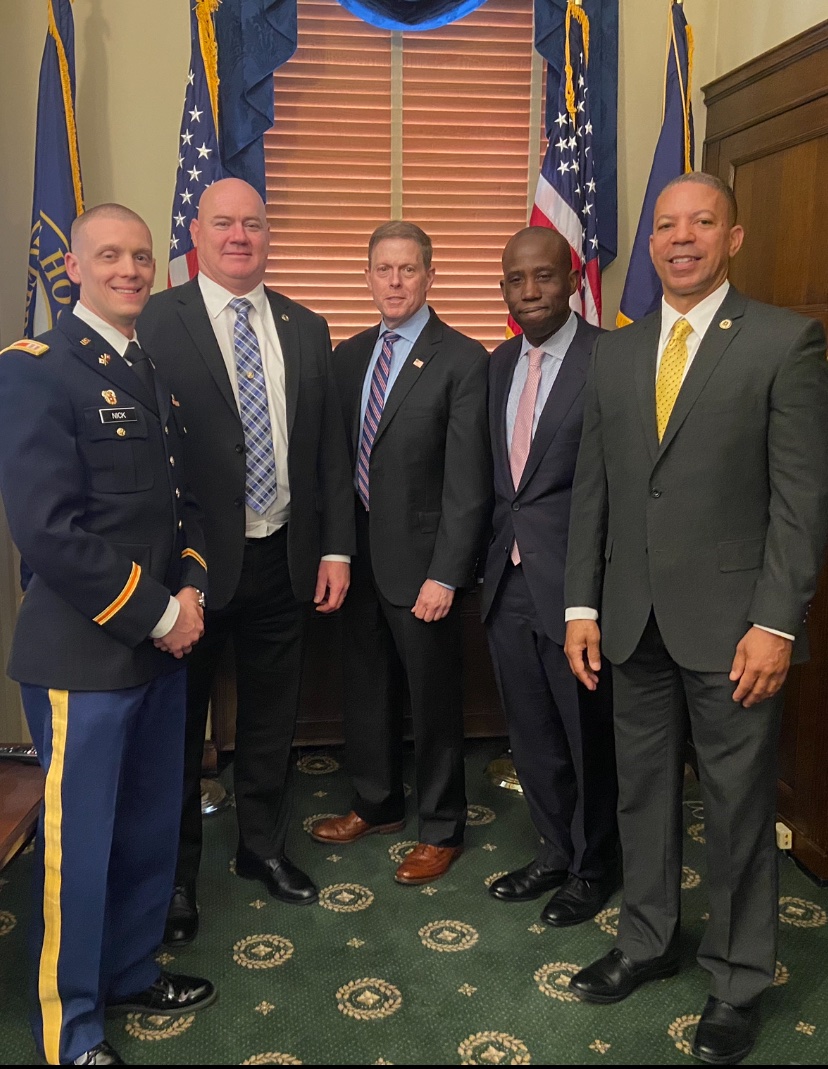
[564, 173, 828, 1064]
[312, 222, 491, 884]
[481, 227, 618, 926]
[0, 204, 215, 1065]
[139, 178, 355, 944]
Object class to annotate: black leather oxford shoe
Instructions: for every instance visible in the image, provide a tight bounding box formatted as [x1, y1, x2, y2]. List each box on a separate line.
[569, 947, 680, 1003]
[488, 859, 568, 902]
[70, 1041, 125, 1065]
[108, 971, 217, 1016]
[163, 883, 198, 947]
[691, 995, 760, 1065]
[540, 873, 618, 927]
[234, 850, 319, 905]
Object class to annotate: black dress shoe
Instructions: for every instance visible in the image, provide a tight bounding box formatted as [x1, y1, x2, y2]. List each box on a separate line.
[569, 947, 680, 1004]
[488, 859, 568, 902]
[107, 970, 217, 1015]
[71, 1042, 125, 1065]
[691, 996, 760, 1065]
[540, 873, 618, 927]
[235, 851, 319, 905]
[163, 883, 198, 947]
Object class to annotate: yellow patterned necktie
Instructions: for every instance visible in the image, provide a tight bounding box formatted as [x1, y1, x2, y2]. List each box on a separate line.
[655, 317, 693, 441]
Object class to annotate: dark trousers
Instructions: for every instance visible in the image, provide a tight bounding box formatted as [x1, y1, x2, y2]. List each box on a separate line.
[486, 562, 617, 879]
[22, 672, 185, 1064]
[341, 502, 467, 846]
[613, 612, 784, 1006]
[176, 526, 305, 884]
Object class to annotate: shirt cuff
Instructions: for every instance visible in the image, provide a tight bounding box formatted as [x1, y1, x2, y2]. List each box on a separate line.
[433, 581, 456, 591]
[149, 596, 180, 639]
[321, 555, 351, 564]
[754, 623, 795, 642]
[565, 607, 599, 622]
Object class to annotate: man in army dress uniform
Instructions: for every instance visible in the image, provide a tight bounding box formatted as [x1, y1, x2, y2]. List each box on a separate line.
[0, 204, 216, 1066]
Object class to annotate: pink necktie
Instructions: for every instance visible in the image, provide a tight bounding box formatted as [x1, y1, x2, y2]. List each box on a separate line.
[509, 347, 544, 564]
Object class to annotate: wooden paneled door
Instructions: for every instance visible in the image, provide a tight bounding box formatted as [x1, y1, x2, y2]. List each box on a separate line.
[703, 20, 828, 879]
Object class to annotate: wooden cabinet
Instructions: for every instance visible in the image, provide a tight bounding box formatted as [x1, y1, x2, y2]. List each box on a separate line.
[703, 20, 828, 879]
[210, 586, 506, 751]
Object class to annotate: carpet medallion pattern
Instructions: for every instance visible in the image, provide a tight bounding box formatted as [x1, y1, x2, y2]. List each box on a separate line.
[1, 740, 827, 1064]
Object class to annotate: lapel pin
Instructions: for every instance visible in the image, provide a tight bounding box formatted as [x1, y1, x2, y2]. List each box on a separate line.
[281, 313, 290, 321]
[98, 353, 111, 366]
[102, 390, 118, 405]
[80, 337, 92, 346]
[719, 319, 732, 330]
[413, 359, 424, 369]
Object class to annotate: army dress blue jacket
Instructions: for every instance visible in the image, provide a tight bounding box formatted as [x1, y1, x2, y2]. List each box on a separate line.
[0, 310, 208, 690]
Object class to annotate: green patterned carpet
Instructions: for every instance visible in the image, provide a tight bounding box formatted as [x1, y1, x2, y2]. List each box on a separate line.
[2, 739, 828, 1065]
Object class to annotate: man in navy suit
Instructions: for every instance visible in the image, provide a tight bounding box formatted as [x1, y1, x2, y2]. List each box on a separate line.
[481, 227, 618, 926]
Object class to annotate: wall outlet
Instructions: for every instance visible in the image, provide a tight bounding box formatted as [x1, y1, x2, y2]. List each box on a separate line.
[775, 821, 793, 850]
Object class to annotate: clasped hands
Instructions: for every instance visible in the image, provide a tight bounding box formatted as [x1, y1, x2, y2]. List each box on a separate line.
[564, 620, 792, 708]
[153, 586, 205, 659]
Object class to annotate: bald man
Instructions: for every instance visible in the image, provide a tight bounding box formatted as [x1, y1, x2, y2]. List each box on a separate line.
[139, 179, 354, 943]
[480, 228, 618, 928]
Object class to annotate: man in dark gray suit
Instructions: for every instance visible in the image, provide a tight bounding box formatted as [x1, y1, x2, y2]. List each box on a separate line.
[564, 173, 828, 1064]
[481, 228, 618, 926]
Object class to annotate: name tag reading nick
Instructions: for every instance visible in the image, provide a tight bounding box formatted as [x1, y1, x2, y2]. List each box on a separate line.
[99, 407, 138, 424]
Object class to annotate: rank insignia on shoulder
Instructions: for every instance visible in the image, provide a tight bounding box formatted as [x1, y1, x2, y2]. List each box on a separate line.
[99, 353, 111, 366]
[102, 390, 118, 405]
[1, 339, 49, 357]
[171, 395, 181, 407]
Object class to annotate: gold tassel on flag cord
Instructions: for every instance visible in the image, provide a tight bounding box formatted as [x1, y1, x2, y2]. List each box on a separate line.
[196, 0, 222, 131]
[46, 0, 83, 217]
[564, 0, 590, 121]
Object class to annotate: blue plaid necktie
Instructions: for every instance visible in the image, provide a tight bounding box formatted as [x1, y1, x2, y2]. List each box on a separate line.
[230, 297, 277, 514]
[357, 331, 400, 510]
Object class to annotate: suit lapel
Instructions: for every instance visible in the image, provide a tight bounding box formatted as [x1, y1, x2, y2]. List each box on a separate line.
[516, 322, 591, 495]
[61, 315, 157, 413]
[633, 313, 662, 465]
[176, 280, 238, 420]
[266, 288, 301, 438]
[374, 311, 442, 446]
[492, 338, 521, 486]
[658, 288, 747, 456]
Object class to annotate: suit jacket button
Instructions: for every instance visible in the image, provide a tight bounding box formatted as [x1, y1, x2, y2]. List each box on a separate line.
[234, 497, 243, 508]
[235, 443, 244, 453]
[512, 503, 520, 511]
[650, 488, 662, 498]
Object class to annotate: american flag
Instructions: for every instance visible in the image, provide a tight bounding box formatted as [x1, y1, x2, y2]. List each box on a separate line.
[519, 2, 601, 328]
[167, 1, 223, 287]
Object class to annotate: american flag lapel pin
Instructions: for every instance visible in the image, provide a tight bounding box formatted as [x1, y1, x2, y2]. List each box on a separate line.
[413, 359, 424, 369]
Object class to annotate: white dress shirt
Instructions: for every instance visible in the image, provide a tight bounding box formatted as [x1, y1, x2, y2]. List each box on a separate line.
[564, 282, 793, 641]
[73, 302, 180, 638]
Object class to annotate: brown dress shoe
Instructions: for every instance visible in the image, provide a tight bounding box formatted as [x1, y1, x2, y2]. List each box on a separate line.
[311, 810, 405, 844]
[394, 843, 463, 885]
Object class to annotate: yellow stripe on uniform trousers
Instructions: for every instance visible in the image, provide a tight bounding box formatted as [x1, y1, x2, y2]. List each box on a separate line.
[40, 689, 68, 1066]
[20, 676, 188, 1062]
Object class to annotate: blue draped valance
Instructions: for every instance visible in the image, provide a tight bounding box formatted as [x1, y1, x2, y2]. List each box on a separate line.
[215, 0, 617, 265]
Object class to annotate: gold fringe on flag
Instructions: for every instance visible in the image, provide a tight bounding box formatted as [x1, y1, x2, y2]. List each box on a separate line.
[47, 0, 83, 216]
[564, 0, 590, 121]
[196, 0, 221, 131]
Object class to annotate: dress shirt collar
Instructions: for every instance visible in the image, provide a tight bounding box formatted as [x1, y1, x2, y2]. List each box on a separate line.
[661, 280, 730, 342]
[198, 272, 269, 321]
[380, 301, 431, 345]
[73, 302, 136, 358]
[518, 311, 577, 361]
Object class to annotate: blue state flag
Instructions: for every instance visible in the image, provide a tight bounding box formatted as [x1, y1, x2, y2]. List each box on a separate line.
[24, 0, 84, 338]
[617, 0, 694, 326]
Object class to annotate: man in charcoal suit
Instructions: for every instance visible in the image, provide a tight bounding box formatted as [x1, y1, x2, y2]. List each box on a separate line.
[311, 221, 491, 884]
[481, 227, 618, 926]
[139, 178, 355, 944]
[564, 173, 828, 1064]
